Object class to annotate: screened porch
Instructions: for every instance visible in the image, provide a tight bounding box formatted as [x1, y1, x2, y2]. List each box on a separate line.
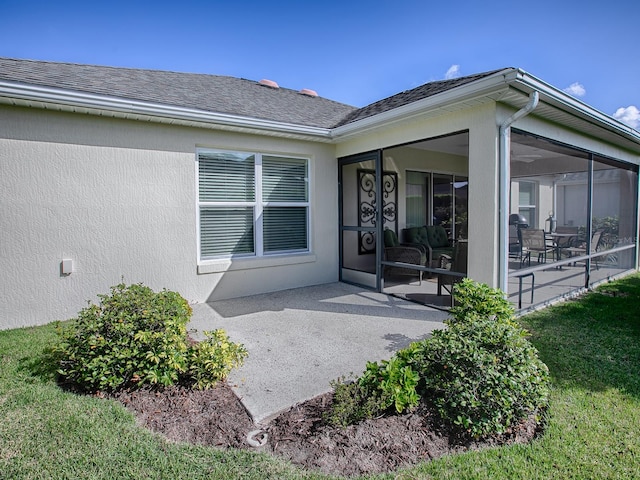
[340, 129, 638, 312]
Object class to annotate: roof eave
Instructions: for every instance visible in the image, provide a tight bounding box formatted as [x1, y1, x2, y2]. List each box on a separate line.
[510, 69, 640, 147]
[330, 68, 518, 140]
[330, 68, 640, 150]
[0, 81, 333, 141]
[2, 69, 638, 150]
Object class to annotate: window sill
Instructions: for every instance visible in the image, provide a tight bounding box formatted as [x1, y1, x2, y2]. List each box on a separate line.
[197, 253, 317, 275]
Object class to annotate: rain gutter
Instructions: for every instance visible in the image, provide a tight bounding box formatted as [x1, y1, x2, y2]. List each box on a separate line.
[0, 81, 333, 140]
[498, 91, 539, 293]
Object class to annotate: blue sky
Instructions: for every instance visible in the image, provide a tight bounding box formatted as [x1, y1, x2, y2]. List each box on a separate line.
[1, 0, 638, 128]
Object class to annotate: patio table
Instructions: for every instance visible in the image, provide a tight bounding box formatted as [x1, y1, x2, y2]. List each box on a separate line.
[546, 232, 579, 263]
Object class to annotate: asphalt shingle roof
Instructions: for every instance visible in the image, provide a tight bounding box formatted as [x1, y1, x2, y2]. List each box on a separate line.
[0, 58, 357, 129]
[0, 58, 503, 129]
[335, 70, 503, 126]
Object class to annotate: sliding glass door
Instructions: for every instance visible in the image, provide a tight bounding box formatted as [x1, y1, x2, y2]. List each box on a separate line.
[405, 171, 468, 240]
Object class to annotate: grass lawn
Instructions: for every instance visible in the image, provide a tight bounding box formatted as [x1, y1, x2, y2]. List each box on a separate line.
[1, 275, 639, 479]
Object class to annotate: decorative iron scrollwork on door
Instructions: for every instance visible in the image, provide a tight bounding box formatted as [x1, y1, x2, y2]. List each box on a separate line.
[358, 169, 397, 254]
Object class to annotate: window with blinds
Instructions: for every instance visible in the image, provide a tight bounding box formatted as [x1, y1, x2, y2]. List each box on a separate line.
[197, 150, 309, 260]
[199, 151, 255, 202]
[264, 206, 308, 252]
[200, 207, 254, 257]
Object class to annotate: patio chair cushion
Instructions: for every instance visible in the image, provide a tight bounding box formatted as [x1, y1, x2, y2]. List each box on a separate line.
[426, 225, 449, 248]
[384, 245, 427, 283]
[384, 229, 427, 284]
[402, 225, 454, 267]
[403, 226, 429, 246]
[383, 228, 400, 247]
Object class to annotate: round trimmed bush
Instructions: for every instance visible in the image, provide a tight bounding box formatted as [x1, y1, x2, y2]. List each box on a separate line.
[449, 278, 515, 325]
[418, 315, 549, 437]
[54, 282, 246, 392]
[413, 279, 549, 437]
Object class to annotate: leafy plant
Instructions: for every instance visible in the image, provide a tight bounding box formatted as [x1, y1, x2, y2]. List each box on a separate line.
[323, 376, 389, 427]
[326, 279, 549, 438]
[360, 358, 420, 414]
[54, 282, 246, 392]
[449, 278, 515, 325]
[188, 329, 248, 390]
[418, 317, 550, 437]
[327, 355, 421, 427]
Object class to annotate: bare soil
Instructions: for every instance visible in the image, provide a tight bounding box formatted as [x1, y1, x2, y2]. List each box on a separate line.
[110, 382, 542, 477]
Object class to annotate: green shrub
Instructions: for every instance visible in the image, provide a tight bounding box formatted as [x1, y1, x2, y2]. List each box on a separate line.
[188, 329, 248, 390]
[326, 356, 421, 427]
[360, 358, 420, 414]
[324, 376, 390, 427]
[420, 280, 549, 437]
[54, 282, 246, 392]
[418, 317, 549, 437]
[449, 278, 515, 325]
[326, 280, 550, 438]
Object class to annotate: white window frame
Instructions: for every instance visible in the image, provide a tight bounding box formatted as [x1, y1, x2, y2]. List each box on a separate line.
[518, 180, 537, 228]
[196, 149, 310, 262]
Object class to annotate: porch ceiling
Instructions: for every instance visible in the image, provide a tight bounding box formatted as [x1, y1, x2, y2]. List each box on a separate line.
[404, 132, 470, 157]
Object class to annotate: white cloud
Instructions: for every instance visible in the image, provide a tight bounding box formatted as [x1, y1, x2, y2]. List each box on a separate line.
[445, 65, 460, 80]
[563, 82, 586, 97]
[613, 105, 640, 129]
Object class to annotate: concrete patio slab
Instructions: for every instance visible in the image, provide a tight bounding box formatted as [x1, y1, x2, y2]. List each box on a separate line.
[188, 282, 448, 425]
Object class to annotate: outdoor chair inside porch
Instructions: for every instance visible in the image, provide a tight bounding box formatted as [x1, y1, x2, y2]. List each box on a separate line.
[383, 228, 427, 284]
[566, 230, 604, 269]
[509, 224, 531, 267]
[402, 225, 454, 268]
[520, 229, 554, 265]
[437, 240, 468, 305]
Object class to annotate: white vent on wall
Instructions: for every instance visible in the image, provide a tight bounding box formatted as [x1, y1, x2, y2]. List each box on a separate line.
[61, 259, 73, 275]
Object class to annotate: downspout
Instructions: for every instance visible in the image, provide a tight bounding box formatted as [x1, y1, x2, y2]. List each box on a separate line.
[498, 91, 539, 293]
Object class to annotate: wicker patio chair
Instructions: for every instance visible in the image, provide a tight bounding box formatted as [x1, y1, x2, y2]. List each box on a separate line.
[383, 229, 427, 284]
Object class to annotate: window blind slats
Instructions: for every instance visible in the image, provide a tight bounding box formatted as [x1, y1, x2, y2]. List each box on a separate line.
[263, 207, 308, 252]
[198, 151, 309, 259]
[200, 207, 254, 257]
[518, 182, 535, 206]
[199, 153, 255, 202]
[262, 156, 308, 202]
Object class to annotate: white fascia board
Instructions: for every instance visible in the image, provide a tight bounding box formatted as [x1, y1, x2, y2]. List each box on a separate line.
[0, 81, 332, 140]
[330, 68, 517, 139]
[511, 69, 640, 144]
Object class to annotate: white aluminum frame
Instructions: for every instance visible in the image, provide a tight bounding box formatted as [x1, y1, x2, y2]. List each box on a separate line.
[195, 148, 311, 263]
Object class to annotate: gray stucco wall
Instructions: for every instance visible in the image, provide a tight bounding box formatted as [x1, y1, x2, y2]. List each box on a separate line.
[1, 106, 339, 328]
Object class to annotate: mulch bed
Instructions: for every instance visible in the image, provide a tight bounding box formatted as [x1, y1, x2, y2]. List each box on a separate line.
[109, 382, 543, 477]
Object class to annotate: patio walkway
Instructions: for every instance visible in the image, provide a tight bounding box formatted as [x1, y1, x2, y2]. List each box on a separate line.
[188, 282, 448, 424]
